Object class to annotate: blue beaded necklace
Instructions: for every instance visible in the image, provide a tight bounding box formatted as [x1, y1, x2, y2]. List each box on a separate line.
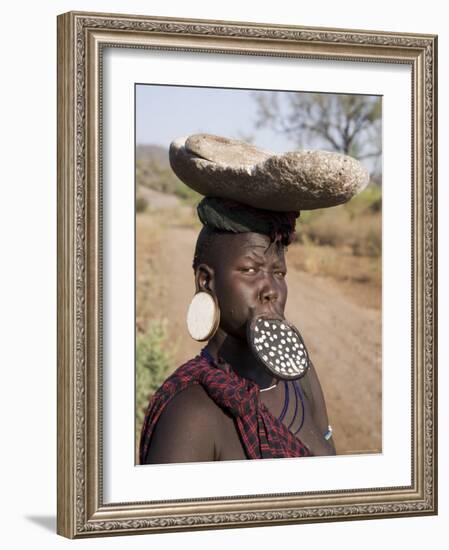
[278, 380, 305, 435]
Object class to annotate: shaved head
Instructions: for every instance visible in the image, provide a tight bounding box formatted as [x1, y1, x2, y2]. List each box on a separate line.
[192, 226, 285, 272]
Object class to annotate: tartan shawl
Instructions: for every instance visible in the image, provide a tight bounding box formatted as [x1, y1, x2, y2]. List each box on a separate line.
[139, 353, 311, 463]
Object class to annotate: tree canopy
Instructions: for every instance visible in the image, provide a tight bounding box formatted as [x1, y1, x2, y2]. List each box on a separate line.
[254, 92, 382, 183]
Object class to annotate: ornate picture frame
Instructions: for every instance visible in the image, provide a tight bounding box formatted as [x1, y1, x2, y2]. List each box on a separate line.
[57, 11, 437, 538]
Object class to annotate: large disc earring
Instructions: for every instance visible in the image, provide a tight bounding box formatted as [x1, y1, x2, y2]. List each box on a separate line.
[186, 291, 220, 341]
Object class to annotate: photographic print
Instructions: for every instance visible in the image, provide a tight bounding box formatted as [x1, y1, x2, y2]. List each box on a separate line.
[57, 11, 436, 538]
[135, 85, 382, 465]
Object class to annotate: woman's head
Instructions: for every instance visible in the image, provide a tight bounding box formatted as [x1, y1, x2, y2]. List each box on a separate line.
[193, 228, 288, 340]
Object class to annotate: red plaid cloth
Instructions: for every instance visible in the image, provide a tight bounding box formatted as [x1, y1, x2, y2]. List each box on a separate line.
[139, 353, 311, 463]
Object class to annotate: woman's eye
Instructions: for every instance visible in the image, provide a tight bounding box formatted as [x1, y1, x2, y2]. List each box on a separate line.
[275, 271, 286, 278]
[241, 267, 257, 274]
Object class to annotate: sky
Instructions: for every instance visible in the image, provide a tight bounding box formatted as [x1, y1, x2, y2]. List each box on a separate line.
[135, 84, 294, 152]
[135, 84, 381, 176]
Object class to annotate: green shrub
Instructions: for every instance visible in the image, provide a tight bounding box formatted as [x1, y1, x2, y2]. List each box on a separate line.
[345, 184, 382, 216]
[136, 195, 148, 213]
[136, 157, 181, 194]
[136, 319, 173, 436]
[173, 180, 202, 205]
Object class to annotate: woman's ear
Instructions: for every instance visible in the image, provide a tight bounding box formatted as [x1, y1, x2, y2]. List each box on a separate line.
[195, 263, 215, 294]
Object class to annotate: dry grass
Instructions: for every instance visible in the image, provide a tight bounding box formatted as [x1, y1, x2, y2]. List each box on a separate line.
[287, 242, 381, 309]
[287, 186, 382, 310]
[298, 206, 381, 258]
[289, 242, 380, 283]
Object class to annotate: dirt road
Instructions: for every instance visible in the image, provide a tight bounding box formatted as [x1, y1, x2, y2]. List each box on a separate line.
[137, 196, 382, 455]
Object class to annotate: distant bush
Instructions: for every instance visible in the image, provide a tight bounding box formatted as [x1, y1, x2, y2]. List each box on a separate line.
[136, 155, 203, 207]
[351, 219, 382, 257]
[136, 157, 180, 194]
[345, 184, 382, 216]
[136, 319, 173, 437]
[136, 195, 148, 213]
[173, 180, 202, 205]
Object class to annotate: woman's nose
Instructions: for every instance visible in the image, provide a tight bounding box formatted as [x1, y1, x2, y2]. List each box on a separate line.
[259, 274, 279, 303]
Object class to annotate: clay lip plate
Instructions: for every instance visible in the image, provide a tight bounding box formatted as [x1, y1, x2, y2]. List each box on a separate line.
[247, 316, 310, 381]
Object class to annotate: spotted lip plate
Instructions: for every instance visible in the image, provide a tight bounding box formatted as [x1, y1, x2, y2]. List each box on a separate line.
[248, 317, 310, 381]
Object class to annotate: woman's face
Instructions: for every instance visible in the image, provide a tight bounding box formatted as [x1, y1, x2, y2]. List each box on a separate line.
[198, 232, 288, 340]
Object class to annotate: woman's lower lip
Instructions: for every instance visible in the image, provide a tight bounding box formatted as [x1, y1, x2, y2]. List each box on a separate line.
[252, 311, 284, 321]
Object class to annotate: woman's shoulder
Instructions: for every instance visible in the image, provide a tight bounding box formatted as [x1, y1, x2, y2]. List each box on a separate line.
[143, 383, 224, 463]
[160, 383, 225, 425]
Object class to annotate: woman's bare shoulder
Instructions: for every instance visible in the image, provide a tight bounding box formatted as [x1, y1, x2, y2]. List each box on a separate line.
[162, 383, 223, 421]
[143, 384, 225, 464]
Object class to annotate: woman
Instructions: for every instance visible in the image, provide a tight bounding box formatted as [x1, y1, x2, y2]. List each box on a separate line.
[139, 134, 368, 464]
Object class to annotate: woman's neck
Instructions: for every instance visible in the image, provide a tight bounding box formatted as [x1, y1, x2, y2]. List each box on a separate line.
[206, 328, 275, 388]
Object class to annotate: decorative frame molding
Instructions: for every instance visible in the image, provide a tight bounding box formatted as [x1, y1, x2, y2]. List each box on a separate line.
[57, 11, 437, 538]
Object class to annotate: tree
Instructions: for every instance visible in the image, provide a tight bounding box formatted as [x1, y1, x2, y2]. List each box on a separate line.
[254, 92, 382, 183]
